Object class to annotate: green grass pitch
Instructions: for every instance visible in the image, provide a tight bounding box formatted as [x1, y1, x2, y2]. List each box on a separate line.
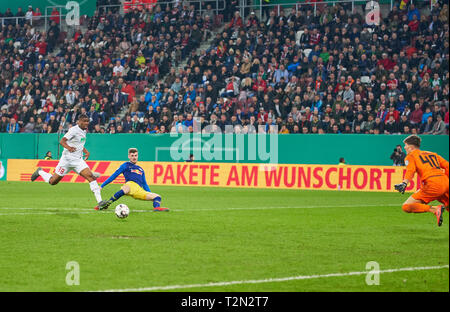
[0, 181, 448, 292]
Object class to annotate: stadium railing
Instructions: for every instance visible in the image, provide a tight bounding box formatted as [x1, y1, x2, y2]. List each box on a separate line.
[97, 0, 227, 17]
[236, 0, 433, 20]
[0, 12, 90, 34]
[0, 14, 69, 29]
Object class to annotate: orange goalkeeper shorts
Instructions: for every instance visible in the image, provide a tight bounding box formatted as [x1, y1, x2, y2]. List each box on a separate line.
[412, 175, 449, 207]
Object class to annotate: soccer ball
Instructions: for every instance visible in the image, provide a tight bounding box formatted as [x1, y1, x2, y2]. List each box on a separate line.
[115, 204, 129, 219]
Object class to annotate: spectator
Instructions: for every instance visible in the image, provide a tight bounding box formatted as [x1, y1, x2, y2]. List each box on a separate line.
[228, 11, 243, 30]
[407, 3, 420, 21]
[122, 115, 132, 133]
[6, 118, 19, 133]
[185, 154, 195, 162]
[432, 114, 447, 135]
[384, 115, 399, 134]
[0, 116, 9, 132]
[343, 85, 355, 105]
[44, 151, 53, 160]
[22, 116, 36, 133]
[50, 7, 60, 24]
[33, 7, 42, 25]
[420, 115, 435, 134]
[25, 5, 33, 23]
[111, 88, 126, 115]
[410, 103, 423, 125]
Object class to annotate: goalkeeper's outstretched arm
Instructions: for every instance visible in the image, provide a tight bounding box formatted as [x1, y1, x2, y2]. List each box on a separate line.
[395, 155, 416, 193]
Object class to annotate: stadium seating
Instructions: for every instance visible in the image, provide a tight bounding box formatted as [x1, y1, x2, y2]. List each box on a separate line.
[0, 1, 448, 135]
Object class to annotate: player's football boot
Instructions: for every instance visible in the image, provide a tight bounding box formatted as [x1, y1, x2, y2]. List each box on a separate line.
[31, 167, 42, 182]
[435, 205, 445, 227]
[95, 199, 112, 210]
[153, 207, 170, 212]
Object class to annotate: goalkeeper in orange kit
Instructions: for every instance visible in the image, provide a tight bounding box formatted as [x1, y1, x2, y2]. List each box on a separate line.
[394, 135, 449, 226]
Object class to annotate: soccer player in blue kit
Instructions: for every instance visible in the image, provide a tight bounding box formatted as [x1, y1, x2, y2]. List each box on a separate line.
[95, 148, 169, 212]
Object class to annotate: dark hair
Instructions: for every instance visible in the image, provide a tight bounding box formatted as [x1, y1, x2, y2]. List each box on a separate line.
[79, 114, 89, 121]
[403, 135, 421, 148]
[128, 148, 138, 154]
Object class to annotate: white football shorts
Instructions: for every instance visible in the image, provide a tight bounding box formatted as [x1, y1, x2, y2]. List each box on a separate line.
[54, 156, 89, 176]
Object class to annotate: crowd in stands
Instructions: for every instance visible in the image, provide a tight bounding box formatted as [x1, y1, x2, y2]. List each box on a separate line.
[0, 0, 220, 134]
[0, 0, 449, 136]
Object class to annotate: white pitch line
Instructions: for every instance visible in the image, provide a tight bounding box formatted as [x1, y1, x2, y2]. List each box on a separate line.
[94, 265, 449, 292]
[176, 203, 400, 212]
[0, 207, 95, 211]
[0, 203, 401, 216]
[0, 211, 97, 216]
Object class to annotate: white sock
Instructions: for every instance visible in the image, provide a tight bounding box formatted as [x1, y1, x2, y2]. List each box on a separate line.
[89, 181, 102, 203]
[39, 170, 52, 183]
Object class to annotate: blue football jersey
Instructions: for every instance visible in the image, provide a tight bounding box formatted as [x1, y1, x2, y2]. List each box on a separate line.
[101, 162, 150, 191]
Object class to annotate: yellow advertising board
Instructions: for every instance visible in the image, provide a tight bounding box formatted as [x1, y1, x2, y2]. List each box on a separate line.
[6, 159, 421, 192]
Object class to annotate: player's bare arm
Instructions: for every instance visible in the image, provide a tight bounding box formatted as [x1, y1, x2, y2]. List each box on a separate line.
[83, 147, 90, 161]
[60, 137, 76, 153]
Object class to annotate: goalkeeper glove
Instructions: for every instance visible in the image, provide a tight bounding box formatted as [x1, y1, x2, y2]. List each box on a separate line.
[394, 182, 407, 194]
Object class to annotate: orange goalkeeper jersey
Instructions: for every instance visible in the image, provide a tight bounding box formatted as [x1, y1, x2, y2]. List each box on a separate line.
[404, 149, 449, 182]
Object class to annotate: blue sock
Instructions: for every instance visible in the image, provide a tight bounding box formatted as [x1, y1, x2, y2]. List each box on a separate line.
[110, 190, 125, 202]
[153, 196, 161, 208]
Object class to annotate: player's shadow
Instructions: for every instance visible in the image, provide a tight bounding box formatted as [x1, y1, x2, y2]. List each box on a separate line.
[51, 210, 83, 219]
[414, 236, 449, 243]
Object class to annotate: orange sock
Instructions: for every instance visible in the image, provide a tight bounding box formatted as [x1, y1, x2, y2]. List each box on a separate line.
[402, 203, 431, 213]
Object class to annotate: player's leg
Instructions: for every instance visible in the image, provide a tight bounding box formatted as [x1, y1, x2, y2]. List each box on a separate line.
[78, 165, 103, 205]
[432, 194, 448, 214]
[427, 179, 448, 226]
[439, 184, 449, 212]
[96, 184, 131, 210]
[31, 162, 66, 185]
[144, 192, 169, 212]
[127, 184, 169, 212]
[110, 184, 131, 204]
[443, 191, 449, 212]
[402, 183, 445, 226]
[113, 184, 131, 200]
[48, 173, 64, 185]
[401, 196, 431, 213]
[433, 181, 449, 210]
[430, 190, 449, 226]
[32, 169, 64, 185]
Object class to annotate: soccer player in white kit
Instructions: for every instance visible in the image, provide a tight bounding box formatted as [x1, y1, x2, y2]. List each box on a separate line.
[30, 114, 103, 205]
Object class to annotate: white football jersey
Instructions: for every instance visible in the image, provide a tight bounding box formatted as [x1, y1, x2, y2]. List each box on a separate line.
[0, 161, 4, 179]
[61, 125, 87, 160]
